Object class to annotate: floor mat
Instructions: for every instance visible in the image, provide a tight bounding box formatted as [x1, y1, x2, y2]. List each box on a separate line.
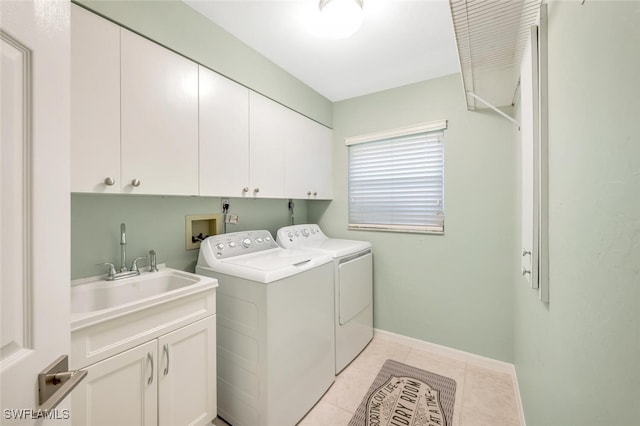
[348, 359, 456, 426]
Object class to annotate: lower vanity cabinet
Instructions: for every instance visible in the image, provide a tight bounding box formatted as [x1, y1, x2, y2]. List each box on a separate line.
[72, 317, 216, 426]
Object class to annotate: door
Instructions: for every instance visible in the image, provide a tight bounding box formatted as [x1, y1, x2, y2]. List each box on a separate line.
[248, 92, 286, 198]
[1, 0, 71, 418]
[71, 341, 157, 426]
[199, 66, 250, 197]
[70, 4, 121, 193]
[338, 252, 373, 325]
[158, 317, 216, 426]
[284, 110, 333, 200]
[120, 28, 199, 196]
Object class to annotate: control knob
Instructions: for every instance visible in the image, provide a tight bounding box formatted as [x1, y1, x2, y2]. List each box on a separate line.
[302, 229, 310, 237]
[216, 243, 225, 250]
[242, 238, 252, 248]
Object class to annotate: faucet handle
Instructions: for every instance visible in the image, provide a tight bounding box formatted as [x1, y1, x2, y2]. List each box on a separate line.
[99, 262, 117, 278]
[130, 256, 146, 273]
[149, 250, 159, 272]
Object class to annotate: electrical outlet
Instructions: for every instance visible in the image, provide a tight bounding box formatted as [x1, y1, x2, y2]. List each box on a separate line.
[225, 214, 239, 225]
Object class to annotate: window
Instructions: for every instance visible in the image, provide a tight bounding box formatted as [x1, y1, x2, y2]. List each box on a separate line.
[346, 120, 446, 234]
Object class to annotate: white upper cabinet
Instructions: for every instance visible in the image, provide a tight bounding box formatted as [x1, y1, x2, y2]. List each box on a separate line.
[71, 4, 121, 193]
[121, 29, 199, 196]
[284, 110, 333, 199]
[199, 66, 250, 197]
[71, 8, 333, 200]
[248, 92, 286, 198]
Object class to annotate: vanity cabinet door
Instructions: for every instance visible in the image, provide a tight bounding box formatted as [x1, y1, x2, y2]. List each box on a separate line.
[70, 4, 121, 193]
[121, 29, 199, 196]
[248, 92, 286, 198]
[284, 111, 333, 200]
[72, 340, 158, 426]
[199, 66, 250, 197]
[157, 317, 217, 426]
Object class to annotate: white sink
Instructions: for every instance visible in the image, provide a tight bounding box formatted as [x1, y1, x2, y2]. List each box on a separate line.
[71, 267, 217, 331]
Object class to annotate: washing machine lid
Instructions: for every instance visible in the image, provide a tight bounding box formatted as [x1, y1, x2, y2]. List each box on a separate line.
[276, 224, 371, 258]
[199, 249, 331, 283]
[197, 237, 332, 283]
[221, 248, 315, 271]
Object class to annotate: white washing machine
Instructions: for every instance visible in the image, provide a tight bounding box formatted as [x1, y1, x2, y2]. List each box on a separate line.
[276, 224, 373, 374]
[195, 230, 335, 426]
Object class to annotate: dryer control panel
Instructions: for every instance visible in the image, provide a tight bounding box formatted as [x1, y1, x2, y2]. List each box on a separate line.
[276, 224, 326, 246]
[201, 230, 278, 260]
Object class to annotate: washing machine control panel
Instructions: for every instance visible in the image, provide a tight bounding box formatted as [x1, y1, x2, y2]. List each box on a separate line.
[202, 230, 278, 259]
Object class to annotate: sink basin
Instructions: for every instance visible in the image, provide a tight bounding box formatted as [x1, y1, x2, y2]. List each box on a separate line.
[70, 267, 217, 330]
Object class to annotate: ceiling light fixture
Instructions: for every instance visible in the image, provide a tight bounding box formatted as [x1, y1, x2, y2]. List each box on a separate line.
[318, 0, 364, 39]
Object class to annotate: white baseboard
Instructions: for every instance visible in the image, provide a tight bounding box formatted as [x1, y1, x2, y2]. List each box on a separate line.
[373, 328, 526, 426]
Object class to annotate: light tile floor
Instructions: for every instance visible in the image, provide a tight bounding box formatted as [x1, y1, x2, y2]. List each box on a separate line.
[214, 335, 522, 426]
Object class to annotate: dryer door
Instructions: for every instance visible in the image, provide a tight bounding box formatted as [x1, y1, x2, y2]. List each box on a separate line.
[338, 251, 373, 325]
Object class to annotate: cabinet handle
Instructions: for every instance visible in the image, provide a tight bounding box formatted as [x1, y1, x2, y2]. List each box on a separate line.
[242, 187, 249, 193]
[131, 178, 141, 187]
[147, 352, 154, 385]
[104, 177, 115, 186]
[307, 191, 312, 196]
[521, 267, 531, 276]
[522, 248, 531, 256]
[254, 188, 260, 193]
[313, 191, 318, 196]
[163, 344, 169, 376]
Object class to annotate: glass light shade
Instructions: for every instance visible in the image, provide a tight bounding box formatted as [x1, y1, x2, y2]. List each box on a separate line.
[318, 0, 363, 39]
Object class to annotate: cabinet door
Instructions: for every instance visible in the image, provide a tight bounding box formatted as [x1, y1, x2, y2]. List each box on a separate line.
[158, 316, 216, 426]
[199, 66, 250, 197]
[249, 92, 286, 198]
[72, 340, 157, 426]
[283, 108, 311, 198]
[309, 121, 333, 199]
[121, 29, 199, 196]
[70, 5, 120, 193]
[285, 112, 333, 199]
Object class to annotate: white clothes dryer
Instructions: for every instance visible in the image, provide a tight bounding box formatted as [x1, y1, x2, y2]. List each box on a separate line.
[196, 230, 334, 426]
[276, 224, 373, 374]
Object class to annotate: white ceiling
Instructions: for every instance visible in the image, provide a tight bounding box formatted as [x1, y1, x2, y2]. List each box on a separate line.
[182, 0, 461, 102]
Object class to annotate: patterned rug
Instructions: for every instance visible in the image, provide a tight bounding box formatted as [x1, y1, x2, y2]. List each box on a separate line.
[348, 359, 456, 426]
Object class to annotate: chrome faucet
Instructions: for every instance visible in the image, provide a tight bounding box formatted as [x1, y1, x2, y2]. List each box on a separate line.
[99, 223, 146, 281]
[120, 223, 127, 272]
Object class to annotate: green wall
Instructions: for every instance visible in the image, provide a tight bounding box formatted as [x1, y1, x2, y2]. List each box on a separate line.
[71, 195, 306, 279]
[513, 1, 640, 424]
[74, 0, 332, 127]
[310, 74, 518, 362]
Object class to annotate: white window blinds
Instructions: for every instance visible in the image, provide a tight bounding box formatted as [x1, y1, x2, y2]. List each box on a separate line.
[346, 121, 446, 234]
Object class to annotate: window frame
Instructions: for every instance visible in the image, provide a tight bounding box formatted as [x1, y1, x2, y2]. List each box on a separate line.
[345, 120, 447, 235]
